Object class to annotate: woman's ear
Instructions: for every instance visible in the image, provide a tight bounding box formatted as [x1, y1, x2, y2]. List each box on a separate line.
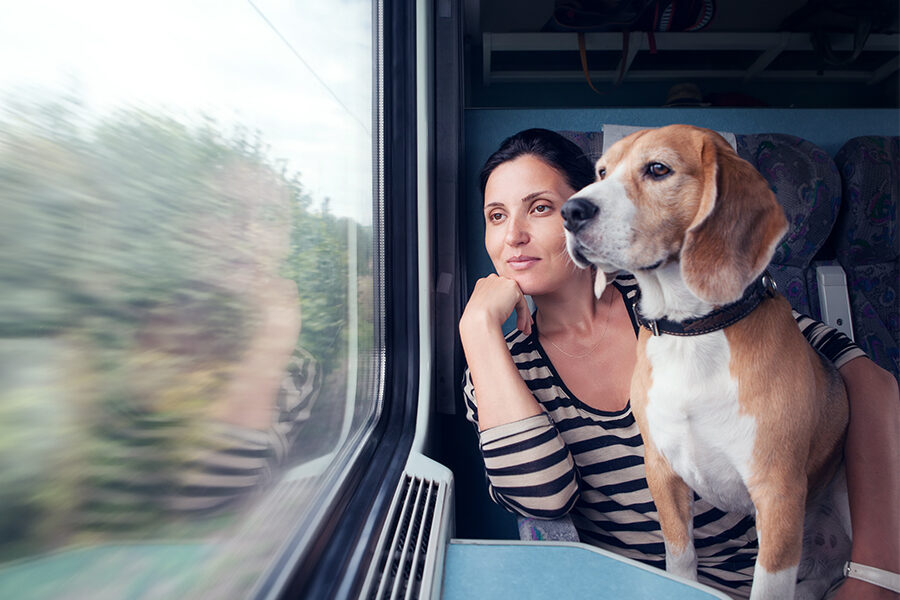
[680, 137, 788, 305]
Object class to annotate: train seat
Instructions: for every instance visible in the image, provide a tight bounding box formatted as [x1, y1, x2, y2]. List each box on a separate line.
[832, 136, 900, 378]
[734, 133, 843, 320]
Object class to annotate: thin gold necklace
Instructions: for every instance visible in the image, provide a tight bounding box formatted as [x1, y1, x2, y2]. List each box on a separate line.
[543, 290, 614, 359]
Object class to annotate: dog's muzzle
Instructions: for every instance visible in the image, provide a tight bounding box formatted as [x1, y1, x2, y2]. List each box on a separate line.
[567, 241, 591, 268]
[561, 196, 598, 233]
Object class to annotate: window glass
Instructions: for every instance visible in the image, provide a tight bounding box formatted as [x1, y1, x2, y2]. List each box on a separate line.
[0, 1, 379, 597]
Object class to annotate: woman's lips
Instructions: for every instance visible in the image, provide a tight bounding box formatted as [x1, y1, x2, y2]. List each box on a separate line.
[507, 255, 540, 270]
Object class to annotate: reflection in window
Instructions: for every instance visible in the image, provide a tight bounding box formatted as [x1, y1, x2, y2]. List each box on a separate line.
[0, 1, 378, 597]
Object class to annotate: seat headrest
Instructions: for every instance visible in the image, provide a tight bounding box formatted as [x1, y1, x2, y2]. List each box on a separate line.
[834, 136, 900, 264]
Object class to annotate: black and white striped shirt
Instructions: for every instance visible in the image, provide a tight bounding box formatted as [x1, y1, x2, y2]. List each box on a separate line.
[463, 272, 863, 598]
[171, 346, 323, 513]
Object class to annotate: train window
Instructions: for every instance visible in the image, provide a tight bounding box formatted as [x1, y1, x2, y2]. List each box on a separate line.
[0, 1, 381, 597]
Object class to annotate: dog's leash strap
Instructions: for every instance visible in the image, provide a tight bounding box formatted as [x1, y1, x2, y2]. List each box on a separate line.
[844, 561, 900, 593]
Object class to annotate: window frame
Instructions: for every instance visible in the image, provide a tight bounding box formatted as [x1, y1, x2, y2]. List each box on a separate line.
[264, 0, 422, 597]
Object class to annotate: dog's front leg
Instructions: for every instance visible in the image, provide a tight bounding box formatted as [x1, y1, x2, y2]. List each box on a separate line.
[644, 443, 697, 581]
[749, 479, 807, 600]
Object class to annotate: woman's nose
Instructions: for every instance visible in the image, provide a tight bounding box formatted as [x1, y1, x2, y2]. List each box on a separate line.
[505, 218, 529, 245]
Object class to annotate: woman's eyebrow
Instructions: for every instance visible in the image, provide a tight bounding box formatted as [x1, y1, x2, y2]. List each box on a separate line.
[484, 190, 553, 210]
[520, 190, 552, 202]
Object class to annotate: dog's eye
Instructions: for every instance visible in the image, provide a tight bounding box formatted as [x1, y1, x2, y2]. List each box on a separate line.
[597, 167, 606, 180]
[647, 162, 671, 179]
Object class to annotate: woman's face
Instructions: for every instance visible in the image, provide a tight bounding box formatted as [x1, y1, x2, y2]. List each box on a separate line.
[483, 154, 582, 296]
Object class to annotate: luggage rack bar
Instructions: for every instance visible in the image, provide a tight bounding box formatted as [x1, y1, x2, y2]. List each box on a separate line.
[482, 32, 900, 86]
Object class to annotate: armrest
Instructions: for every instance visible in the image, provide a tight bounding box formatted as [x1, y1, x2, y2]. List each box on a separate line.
[518, 515, 580, 542]
[815, 263, 855, 341]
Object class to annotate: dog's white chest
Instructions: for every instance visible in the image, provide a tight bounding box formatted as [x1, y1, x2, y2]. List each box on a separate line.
[644, 331, 757, 514]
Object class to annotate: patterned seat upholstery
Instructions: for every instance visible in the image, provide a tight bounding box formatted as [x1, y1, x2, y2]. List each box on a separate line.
[832, 137, 899, 378]
[560, 129, 605, 166]
[735, 134, 842, 319]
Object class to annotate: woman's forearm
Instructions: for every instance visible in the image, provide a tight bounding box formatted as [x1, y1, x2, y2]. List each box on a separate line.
[460, 311, 542, 430]
[839, 357, 900, 575]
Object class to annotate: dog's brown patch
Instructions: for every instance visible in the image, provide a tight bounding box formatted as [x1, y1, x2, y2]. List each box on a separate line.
[725, 295, 848, 572]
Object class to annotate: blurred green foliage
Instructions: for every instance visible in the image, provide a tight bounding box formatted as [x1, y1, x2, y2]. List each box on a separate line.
[0, 93, 373, 559]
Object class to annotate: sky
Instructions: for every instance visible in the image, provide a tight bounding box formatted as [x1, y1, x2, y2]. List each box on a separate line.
[0, 0, 374, 220]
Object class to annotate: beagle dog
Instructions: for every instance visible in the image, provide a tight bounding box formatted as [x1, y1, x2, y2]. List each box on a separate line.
[562, 125, 849, 600]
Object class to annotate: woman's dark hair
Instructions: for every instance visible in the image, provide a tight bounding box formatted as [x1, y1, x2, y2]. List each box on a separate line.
[479, 128, 595, 197]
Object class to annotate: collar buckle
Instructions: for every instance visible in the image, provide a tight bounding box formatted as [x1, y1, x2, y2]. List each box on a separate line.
[761, 271, 778, 297]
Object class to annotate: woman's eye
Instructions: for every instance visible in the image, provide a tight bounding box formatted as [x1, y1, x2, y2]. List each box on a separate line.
[488, 212, 505, 223]
[647, 162, 671, 179]
[533, 204, 550, 214]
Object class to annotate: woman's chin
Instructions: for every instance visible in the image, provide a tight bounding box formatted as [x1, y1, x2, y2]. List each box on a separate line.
[509, 275, 550, 298]
[499, 265, 589, 298]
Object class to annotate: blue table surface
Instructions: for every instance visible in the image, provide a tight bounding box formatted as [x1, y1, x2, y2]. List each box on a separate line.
[441, 540, 730, 600]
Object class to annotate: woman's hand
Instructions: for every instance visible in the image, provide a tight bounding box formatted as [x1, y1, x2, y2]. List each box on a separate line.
[460, 274, 532, 338]
[459, 274, 542, 430]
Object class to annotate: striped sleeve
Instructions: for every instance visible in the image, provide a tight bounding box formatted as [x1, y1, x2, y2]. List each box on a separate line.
[169, 348, 322, 514]
[792, 311, 866, 369]
[463, 368, 580, 519]
[169, 424, 275, 513]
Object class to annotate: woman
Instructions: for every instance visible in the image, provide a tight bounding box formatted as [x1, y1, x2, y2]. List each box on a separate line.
[459, 128, 899, 599]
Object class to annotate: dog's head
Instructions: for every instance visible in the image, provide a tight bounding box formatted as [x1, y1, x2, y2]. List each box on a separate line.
[563, 124, 788, 305]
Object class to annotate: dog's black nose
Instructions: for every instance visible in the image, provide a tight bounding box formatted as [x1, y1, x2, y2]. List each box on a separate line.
[561, 197, 599, 232]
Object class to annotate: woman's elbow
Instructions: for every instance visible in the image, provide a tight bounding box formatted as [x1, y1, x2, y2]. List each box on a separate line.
[838, 358, 899, 457]
[532, 495, 578, 520]
[491, 477, 579, 519]
[840, 357, 899, 415]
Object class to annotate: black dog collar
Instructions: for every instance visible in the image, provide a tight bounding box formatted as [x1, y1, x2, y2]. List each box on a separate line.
[635, 273, 779, 337]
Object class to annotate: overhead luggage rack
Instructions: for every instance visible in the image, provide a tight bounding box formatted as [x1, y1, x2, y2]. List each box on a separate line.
[481, 32, 900, 86]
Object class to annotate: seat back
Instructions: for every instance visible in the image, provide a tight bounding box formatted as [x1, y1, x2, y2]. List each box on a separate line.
[832, 136, 899, 378]
[735, 134, 842, 319]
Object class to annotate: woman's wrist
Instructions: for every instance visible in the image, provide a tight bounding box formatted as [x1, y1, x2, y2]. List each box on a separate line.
[844, 561, 900, 593]
[838, 563, 900, 600]
[459, 307, 503, 342]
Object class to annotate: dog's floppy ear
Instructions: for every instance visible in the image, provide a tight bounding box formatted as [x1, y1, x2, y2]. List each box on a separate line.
[681, 136, 788, 305]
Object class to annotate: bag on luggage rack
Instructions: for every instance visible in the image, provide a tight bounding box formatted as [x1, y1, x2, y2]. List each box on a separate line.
[780, 0, 900, 66]
[549, 0, 715, 32]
